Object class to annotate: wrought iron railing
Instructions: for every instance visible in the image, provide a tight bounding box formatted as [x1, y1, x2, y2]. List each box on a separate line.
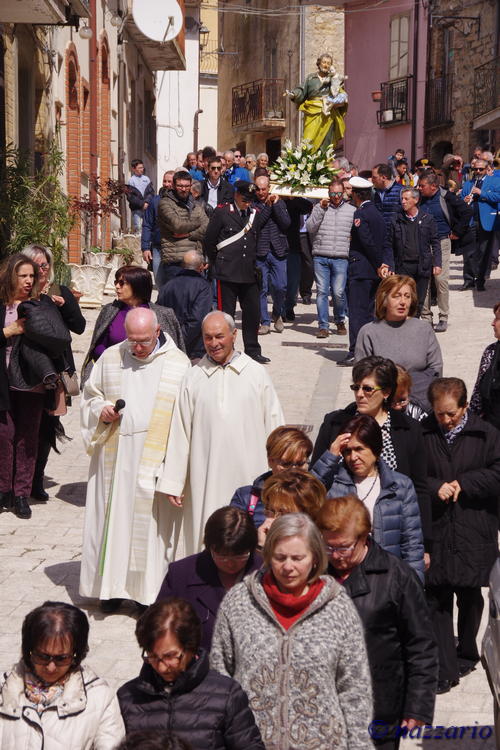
[473, 57, 500, 119]
[376, 76, 411, 127]
[425, 75, 453, 129]
[232, 79, 285, 127]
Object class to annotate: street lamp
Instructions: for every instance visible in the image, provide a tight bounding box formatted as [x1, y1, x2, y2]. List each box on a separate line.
[199, 24, 209, 49]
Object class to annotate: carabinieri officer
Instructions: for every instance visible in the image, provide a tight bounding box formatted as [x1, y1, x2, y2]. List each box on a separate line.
[337, 175, 386, 367]
[204, 180, 272, 364]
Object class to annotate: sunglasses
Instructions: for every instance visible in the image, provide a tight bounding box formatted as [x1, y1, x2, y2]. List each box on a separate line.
[209, 166, 222, 171]
[350, 384, 382, 395]
[31, 650, 75, 666]
[329, 191, 344, 197]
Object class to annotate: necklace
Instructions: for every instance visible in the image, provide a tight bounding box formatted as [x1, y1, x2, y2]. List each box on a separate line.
[356, 470, 379, 502]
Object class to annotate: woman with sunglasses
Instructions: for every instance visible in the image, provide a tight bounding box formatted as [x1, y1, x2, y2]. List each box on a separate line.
[0, 601, 124, 749]
[81, 265, 184, 385]
[118, 599, 265, 750]
[231, 425, 313, 528]
[317, 496, 437, 749]
[312, 355, 432, 560]
[155, 507, 261, 650]
[315, 414, 424, 580]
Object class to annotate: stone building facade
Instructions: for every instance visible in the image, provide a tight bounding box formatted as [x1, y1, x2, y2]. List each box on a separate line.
[217, 1, 344, 159]
[425, 0, 500, 162]
[0, 0, 187, 262]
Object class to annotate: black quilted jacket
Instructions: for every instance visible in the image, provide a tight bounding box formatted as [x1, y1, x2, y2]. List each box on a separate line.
[117, 649, 264, 750]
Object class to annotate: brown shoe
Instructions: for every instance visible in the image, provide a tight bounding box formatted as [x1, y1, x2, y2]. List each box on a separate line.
[315, 328, 329, 338]
[336, 322, 347, 335]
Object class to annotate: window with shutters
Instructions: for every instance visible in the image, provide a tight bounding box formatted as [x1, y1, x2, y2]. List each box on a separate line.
[389, 15, 409, 80]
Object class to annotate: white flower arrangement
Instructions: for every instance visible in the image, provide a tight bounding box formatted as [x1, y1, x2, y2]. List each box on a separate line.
[270, 139, 337, 192]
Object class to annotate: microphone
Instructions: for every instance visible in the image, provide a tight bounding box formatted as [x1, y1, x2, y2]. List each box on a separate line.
[103, 399, 125, 424]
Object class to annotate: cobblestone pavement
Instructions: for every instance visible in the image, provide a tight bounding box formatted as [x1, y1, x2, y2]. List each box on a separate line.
[0, 257, 498, 747]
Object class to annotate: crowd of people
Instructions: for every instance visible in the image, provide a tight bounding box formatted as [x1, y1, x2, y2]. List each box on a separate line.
[0, 140, 499, 749]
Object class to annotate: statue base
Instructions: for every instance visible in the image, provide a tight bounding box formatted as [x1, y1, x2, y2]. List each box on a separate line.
[270, 183, 328, 200]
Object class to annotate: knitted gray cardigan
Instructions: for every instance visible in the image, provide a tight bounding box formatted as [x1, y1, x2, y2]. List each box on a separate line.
[210, 570, 373, 750]
[81, 301, 185, 385]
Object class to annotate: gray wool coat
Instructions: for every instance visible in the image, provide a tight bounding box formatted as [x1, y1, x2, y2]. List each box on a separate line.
[210, 570, 373, 750]
[81, 301, 185, 385]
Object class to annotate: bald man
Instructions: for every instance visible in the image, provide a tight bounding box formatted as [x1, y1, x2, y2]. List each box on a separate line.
[80, 307, 190, 612]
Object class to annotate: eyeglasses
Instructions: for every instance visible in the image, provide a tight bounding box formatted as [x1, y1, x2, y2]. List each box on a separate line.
[142, 649, 184, 667]
[393, 397, 409, 406]
[325, 540, 358, 556]
[209, 166, 222, 171]
[276, 459, 308, 470]
[30, 650, 75, 666]
[115, 279, 128, 287]
[350, 384, 382, 395]
[128, 337, 156, 347]
[474, 167, 486, 172]
[329, 191, 344, 197]
[38, 263, 50, 270]
[212, 550, 251, 562]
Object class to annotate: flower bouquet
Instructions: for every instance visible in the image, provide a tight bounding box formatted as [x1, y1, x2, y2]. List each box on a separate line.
[269, 139, 337, 199]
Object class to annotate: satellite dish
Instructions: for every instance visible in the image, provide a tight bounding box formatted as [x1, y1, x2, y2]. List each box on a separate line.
[132, 0, 183, 42]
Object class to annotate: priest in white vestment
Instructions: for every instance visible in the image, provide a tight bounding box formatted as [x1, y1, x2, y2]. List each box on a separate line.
[157, 310, 284, 560]
[80, 308, 190, 612]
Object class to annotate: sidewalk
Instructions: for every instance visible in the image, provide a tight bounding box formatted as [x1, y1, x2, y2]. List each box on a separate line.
[0, 258, 497, 746]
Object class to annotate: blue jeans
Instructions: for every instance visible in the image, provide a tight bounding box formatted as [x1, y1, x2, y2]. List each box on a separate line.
[152, 247, 168, 289]
[285, 252, 301, 312]
[314, 256, 348, 328]
[131, 209, 143, 233]
[256, 253, 287, 325]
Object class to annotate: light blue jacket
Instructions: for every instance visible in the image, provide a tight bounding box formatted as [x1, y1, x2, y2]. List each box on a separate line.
[313, 451, 425, 582]
[461, 175, 500, 232]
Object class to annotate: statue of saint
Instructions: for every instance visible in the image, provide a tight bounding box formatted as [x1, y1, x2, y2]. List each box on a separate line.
[286, 54, 348, 153]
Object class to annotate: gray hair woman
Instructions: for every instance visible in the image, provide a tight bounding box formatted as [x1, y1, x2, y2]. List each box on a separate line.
[210, 513, 372, 750]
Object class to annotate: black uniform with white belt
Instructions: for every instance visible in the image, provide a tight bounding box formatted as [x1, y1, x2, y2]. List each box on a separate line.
[204, 200, 271, 359]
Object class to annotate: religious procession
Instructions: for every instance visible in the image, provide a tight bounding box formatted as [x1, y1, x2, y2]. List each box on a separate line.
[1, 0, 500, 748]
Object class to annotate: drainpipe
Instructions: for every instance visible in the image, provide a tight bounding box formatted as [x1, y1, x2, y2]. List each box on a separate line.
[193, 108, 203, 152]
[89, 0, 98, 245]
[117, 42, 127, 231]
[410, 0, 419, 166]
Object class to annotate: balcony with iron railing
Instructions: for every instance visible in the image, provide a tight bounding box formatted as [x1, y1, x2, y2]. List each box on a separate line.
[376, 75, 412, 127]
[425, 76, 453, 130]
[473, 57, 500, 129]
[232, 79, 286, 132]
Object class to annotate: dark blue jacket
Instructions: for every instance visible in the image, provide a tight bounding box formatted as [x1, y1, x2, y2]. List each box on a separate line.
[384, 209, 441, 277]
[230, 470, 271, 528]
[348, 200, 386, 280]
[155, 548, 261, 650]
[157, 269, 212, 359]
[141, 194, 162, 250]
[373, 181, 403, 230]
[313, 452, 425, 581]
[253, 199, 291, 258]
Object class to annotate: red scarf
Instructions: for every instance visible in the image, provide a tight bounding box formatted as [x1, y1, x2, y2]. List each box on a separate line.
[262, 570, 324, 630]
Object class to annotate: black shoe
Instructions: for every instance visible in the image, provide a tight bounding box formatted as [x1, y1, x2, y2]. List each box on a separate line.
[0, 491, 13, 510]
[284, 309, 295, 322]
[337, 354, 355, 367]
[100, 598, 123, 614]
[476, 283, 486, 291]
[458, 663, 476, 678]
[436, 678, 459, 695]
[301, 295, 312, 305]
[250, 354, 271, 364]
[31, 485, 49, 501]
[434, 320, 448, 333]
[14, 496, 32, 519]
[460, 282, 475, 291]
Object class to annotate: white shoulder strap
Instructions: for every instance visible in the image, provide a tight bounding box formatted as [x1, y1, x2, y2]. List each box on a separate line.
[216, 209, 256, 251]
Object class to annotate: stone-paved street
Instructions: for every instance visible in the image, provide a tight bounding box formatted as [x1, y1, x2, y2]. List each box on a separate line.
[0, 257, 498, 748]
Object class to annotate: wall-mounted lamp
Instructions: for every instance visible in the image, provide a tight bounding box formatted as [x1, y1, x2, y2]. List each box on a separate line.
[199, 23, 209, 48]
[79, 24, 93, 40]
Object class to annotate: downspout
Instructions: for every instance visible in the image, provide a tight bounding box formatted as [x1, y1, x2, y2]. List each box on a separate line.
[410, 0, 419, 166]
[193, 108, 203, 152]
[89, 0, 98, 245]
[117, 42, 127, 231]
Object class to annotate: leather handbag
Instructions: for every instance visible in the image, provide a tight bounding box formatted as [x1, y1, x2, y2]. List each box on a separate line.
[60, 370, 79, 396]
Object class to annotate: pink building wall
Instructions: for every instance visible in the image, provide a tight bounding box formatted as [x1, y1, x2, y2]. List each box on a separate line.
[343, 0, 428, 170]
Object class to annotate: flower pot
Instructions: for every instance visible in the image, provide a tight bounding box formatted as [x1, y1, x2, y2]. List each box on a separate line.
[83, 251, 109, 266]
[371, 90, 382, 102]
[67, 264, 111, 308]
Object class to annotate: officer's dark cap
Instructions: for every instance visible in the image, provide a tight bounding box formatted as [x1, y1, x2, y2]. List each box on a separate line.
[234, 180, 256, 200]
